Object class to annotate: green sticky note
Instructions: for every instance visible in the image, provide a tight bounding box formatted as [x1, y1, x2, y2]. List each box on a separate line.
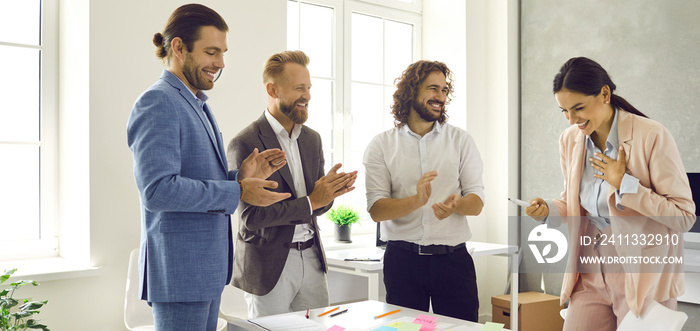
[481, 322, 504, 331]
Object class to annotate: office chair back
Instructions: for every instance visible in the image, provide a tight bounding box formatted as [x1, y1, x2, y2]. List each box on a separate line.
[125, 248, 228, 331]
[220, 284, 249, 322]
[125, 248, 158, 330]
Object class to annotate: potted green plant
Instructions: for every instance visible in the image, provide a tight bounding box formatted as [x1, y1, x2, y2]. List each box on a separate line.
[327, 205, 361, 243]
[1, 269, 50, 331]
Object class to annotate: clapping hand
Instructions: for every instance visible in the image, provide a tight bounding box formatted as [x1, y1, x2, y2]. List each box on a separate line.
[239, 178, 291, 207]
[415, 171, 438, 206]
[308, 163, 358, 210]
[238, 148, 287, 180]
[432, 193, 460, 220]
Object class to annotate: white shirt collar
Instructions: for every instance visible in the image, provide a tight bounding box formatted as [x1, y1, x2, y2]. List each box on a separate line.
[399, 121, 442, 138]
[264, 109, 301, 140]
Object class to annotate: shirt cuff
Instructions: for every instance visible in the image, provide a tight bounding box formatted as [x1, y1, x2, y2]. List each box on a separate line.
[306, 196, 313, 215]
[542, 199, 562, 228]
[615, 173, 640, 210]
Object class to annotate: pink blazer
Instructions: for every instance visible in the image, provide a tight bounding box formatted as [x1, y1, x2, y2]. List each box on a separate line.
[552, 109, 696, 316]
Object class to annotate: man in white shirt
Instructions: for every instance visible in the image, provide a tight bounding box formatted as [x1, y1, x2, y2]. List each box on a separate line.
[364, 60, 485, 322]
[226, 50, 357, 318]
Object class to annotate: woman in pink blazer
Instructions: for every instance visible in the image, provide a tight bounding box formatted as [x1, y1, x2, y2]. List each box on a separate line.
[525, 57, 696, 331]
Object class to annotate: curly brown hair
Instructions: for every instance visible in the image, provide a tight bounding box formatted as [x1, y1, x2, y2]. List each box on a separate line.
[391, 60, 454, 127]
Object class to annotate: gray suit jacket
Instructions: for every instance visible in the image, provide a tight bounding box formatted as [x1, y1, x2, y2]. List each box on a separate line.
[226, 113, 331, 296]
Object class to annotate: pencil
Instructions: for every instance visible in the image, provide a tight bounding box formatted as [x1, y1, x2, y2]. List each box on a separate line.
[318, 306, 339, 317]
[374, 309, 401, 319]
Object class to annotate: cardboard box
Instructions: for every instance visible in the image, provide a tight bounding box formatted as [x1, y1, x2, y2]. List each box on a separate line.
[492, 291, 564, 331]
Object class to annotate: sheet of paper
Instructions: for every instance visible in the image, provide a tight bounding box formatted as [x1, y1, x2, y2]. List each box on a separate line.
[247, 314, 326, 331]
[385, 317, 416, 328]
[444, 326, 482, 331]
[434, 322, 457, 330]
[480, 322, 504, 331]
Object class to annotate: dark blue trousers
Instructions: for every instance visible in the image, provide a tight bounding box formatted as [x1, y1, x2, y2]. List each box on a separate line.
[383, 241, 479, 322]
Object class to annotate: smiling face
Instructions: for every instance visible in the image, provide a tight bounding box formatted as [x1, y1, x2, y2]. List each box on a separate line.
[274, 62, 311, 125]
[411, 71, 448, 122]
[555, 86, 614, 137]
[178, 26, 227, 93]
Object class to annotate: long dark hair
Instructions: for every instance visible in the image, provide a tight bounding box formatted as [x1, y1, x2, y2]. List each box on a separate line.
[153, 4, 229, 62]
[553, 57, 647, 118]
[391, 60, 454, 127]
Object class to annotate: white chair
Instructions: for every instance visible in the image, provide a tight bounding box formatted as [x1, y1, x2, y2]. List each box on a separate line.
[617, 300, 687, 331]
[124, 248, 227, 331]
[219, 284, 250, 323]
[125, 248, 158, 331]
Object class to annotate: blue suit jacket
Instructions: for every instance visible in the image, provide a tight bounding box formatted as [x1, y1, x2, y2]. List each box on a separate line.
[127, 70, 239, 302]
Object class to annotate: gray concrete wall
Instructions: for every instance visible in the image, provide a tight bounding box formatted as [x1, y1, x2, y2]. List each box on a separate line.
[520, 1, 700, 327]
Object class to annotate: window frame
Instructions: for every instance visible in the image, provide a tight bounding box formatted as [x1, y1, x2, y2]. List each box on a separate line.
[288, 0, 421, 237]
[0, 0, 59, 260]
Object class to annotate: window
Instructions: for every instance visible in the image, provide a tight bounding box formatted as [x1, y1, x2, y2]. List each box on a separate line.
[0, 0, 58, 260]
[287, 0, 420, 234]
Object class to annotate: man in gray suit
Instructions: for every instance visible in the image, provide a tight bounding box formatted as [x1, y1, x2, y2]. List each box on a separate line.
[127, 4, 290, 330]
[227, 50, 357, 318]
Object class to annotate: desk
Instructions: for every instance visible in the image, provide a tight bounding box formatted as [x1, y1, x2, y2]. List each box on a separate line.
[227, 299, 510, 330]
[678, 248, 700, 304]
[325, 241, 520, 330]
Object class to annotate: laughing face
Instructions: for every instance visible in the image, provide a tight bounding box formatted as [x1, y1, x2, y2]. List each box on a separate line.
[275, 63, 311, 125]
[412, 71, 448, 122]
[555, 86, 613, 137]
[179, 26, 227, 93]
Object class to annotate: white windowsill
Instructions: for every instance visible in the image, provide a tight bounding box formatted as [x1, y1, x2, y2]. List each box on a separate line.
[0, 257, 102, 282]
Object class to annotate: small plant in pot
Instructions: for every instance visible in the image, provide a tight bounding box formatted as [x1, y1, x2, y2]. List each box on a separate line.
[1, 269, 50, 331]
[327, 205, 360, 243]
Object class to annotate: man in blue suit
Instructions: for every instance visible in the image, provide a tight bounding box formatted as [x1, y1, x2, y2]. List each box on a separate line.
[127, 4, 290, 330]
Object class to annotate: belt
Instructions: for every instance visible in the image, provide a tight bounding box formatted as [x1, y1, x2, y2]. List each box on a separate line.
[284, 239, 315, 251]
[388, 240, 466, 255]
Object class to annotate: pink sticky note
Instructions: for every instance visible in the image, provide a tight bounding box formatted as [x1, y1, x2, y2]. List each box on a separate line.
[413, 314, 438, 331]
[327, 325, 345, 331]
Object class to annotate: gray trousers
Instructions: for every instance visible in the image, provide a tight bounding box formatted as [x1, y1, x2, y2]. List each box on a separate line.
[244, 247, 329, 318]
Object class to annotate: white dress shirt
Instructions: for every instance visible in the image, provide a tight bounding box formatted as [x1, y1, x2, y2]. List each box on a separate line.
[264, 110, 314, 243]
[363, 122, 485, 246]
[580, 108, 639, 230]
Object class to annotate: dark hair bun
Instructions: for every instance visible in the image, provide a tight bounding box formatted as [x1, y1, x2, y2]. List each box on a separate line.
[153, 32, 167, 59]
